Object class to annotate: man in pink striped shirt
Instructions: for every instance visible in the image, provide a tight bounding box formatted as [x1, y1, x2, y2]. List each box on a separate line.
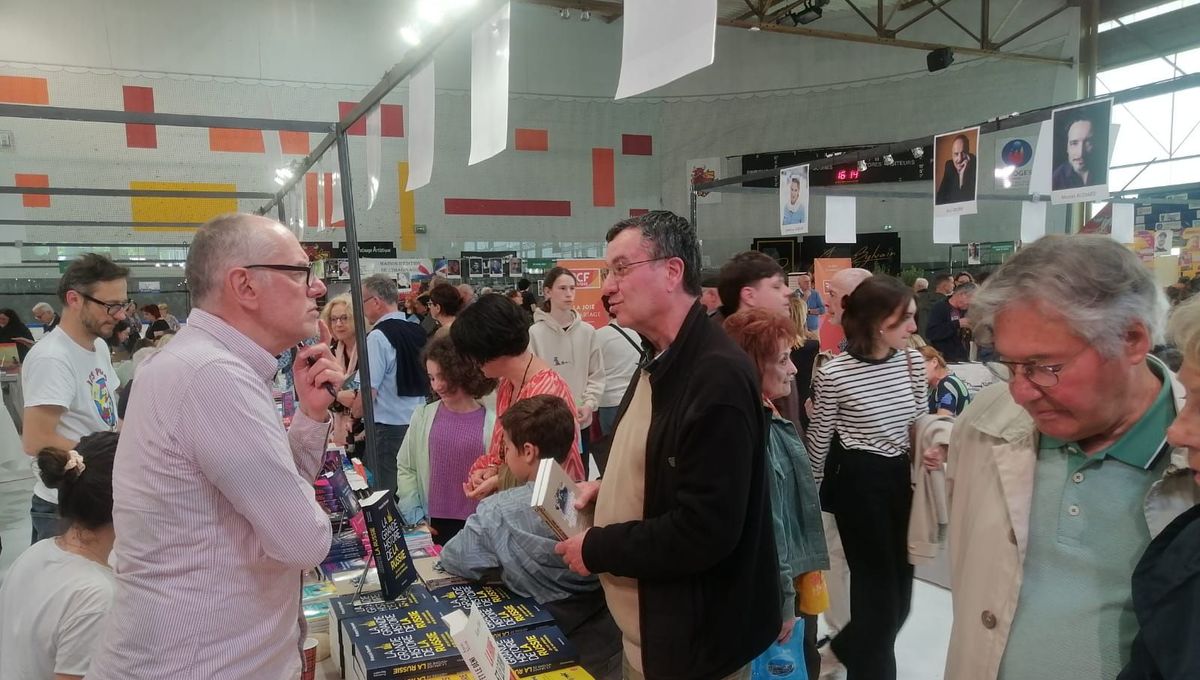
[89, 214, 344, 680]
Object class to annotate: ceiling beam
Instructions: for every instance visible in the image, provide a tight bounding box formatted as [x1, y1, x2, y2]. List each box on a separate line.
[845, 1, 881, 33]
[515, 0, 1073, 67]
[718, 16, 1073, 66]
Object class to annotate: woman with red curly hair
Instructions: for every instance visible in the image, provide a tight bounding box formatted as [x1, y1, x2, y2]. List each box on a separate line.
[725, 307, 828, 680]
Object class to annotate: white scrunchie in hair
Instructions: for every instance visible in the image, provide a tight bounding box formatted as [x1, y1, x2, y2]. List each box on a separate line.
[63, 450, 86, 474]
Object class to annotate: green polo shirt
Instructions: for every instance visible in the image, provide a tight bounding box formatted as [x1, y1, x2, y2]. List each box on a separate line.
[998, 357, 1174, 680]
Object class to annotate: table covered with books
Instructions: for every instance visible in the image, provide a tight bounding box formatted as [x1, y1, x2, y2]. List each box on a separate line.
[302, 448, 594, 680]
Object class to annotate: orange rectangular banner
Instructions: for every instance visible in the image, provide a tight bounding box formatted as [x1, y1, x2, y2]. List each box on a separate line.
[556, 259, 607, 329]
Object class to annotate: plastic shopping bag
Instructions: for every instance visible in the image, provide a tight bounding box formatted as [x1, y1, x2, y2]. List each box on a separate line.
[750, 617, 808, 680]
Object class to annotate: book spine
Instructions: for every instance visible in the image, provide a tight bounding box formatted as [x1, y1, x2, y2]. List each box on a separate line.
[534, 507, 568, 541]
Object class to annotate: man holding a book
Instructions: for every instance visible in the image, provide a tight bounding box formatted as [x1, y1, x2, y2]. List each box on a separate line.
[555, 211, 781, 680]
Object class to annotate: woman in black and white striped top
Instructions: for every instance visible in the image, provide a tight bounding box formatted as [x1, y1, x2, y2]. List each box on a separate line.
[806, 275, 925, 680]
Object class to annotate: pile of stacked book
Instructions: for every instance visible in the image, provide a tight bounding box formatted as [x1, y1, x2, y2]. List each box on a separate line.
[329, 581, 592, 680]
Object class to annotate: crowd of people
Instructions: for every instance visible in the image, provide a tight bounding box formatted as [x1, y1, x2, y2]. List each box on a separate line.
[0, 210, 1197, 680]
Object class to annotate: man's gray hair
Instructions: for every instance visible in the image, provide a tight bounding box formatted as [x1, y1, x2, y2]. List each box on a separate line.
[32, 302, 52, 314]
[363, 274, 398, 305]
[186, 213, 281, 307]
[952, 282, 977, 296]
[969, 234, 1166, 357]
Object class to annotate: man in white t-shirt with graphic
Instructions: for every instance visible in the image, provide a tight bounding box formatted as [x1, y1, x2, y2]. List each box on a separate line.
[22, 253, 128, 542]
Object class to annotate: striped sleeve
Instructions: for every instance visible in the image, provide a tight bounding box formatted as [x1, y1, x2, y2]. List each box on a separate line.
[806, 364, 839, 484]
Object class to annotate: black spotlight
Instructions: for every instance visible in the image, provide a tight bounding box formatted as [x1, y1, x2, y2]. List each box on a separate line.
[927, 47, 955, 72]
[788, 0, 830, 25]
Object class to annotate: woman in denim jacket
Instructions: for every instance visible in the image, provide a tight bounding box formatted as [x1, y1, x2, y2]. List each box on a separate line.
[726, 307, 829, 680]
[1119, 297, 1200, 680]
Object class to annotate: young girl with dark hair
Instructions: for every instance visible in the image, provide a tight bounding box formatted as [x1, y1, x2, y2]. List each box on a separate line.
[0, 431, 119, 679]
[805, 275, 926, 680]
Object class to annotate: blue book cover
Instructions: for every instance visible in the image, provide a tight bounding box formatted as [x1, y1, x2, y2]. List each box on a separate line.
[350, 616, 464, 680]
[496, 625, 579, 677]
[329, 585, 432, 677]
[361, 490, 417, 601]
[435, 590, 554, 634]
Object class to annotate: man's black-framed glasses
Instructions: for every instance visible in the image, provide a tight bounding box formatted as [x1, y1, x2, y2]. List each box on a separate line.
[601, 256, 670, 281]
[245, 263, 316, 288]
[984, 353, 1083, 389]
[74, 291, 131, 318]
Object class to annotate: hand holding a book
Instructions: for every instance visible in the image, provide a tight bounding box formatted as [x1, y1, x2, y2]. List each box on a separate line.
[555, 531, 591, 576]
[573, 480, 601, 510]
[553, 480, 600, 576]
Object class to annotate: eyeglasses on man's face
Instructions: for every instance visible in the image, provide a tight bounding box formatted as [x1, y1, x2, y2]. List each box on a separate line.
[245, 263, 317, 288]
[600, 256, 671, 281]
[984, 351, 1086, 389]
[74, 291, 131, 318]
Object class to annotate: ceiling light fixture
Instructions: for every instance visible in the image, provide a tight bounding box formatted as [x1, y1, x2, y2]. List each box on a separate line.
[786, 0, 830, 26]
[580, 9, 591, 21]
[399, 26, 421, 46]
[559, 8, 570, 19]
[927, 47, 955, 72]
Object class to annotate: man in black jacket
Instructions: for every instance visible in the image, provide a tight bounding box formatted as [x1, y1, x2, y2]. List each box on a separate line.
[926, 282, 976, 362]
[555, 211, 780, 680]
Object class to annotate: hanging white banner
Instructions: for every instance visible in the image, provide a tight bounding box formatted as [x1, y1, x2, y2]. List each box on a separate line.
[933, 214, 961, 244]
[825, 196, 857, 244]
[616, 0, 717, 99]
[407, 60, 435, 191]
[469, 2, 511, 165]
[1020, 201, 1047, 243]
[1111, 202, 1136, 244]
[365, 104, 382, 209]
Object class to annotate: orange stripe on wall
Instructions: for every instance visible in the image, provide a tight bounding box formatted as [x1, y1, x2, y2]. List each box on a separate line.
[323, 173, 334, 227]
[15, 173, 50, 208]
[305, 173, 319, 227]
[398, 162, 416, 252]
[514, 128, 548, 151]
[0, 76, 49, 105]
[592, 148, 615, 207]
[209, 128, 265, 153]
[279, 131, 309, 155]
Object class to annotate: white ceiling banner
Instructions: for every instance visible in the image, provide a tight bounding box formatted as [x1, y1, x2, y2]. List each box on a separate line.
[469, 2, 511, 165]
[615, 0, 717, 99]
[365, 104, 382, 209]
[933, 214, 960, 244]
[1111, 202, 1136, 244]
[1020, 201, 1047, 243]
[407, 60, 435, 192]
[825, 196, 857, 244]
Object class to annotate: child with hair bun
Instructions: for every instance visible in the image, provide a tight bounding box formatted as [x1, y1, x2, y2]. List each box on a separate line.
[0, 431, 119, 679]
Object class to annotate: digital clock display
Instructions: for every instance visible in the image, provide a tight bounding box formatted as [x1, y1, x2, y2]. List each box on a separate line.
[835, 168, 861, 183]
